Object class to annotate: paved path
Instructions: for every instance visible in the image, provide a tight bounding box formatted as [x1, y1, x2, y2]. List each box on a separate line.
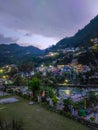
[0, 97, 19, 104]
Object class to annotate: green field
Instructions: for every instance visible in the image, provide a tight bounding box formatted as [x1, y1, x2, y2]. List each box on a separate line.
[0, 96, 91, 130]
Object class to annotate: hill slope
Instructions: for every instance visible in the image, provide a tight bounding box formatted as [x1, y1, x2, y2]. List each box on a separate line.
[0, 43, 44, 66]
[49, 15, 98, 51]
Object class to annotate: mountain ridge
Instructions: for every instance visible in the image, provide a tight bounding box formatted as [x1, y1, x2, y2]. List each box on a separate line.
[0, 43, 44, 66]
[0, 15, 98, 66]
[48, 15, 98, 51]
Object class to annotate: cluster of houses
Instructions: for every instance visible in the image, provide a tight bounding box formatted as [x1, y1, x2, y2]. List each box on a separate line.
[0, 63, 92, 86]
[37, 64, 91, 75]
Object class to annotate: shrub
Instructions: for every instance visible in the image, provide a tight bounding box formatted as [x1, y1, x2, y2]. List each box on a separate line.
[52, 96, 57, 105]
[90, 116, 95, 122]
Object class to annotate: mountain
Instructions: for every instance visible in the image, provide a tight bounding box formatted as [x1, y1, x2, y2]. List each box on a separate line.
[49, 15, 98, 51]
[1, 15, 98, 66]
[0, 43, 44, 66]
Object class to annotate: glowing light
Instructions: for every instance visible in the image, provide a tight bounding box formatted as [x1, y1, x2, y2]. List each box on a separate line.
[65, 79, 68, 83]
[41, 64, 44, 67]
[2, 76, 6, 79]
[50, 52, 58, 57]
[51, 53, 54, 56]
[6, 65, 9, 68]
[0, 69, 3, 73]
[49, 65, 52, 67]
[65, 90, 71, 95]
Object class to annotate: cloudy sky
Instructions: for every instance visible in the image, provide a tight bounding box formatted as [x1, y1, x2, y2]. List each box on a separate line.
[0, 0, 98, 49]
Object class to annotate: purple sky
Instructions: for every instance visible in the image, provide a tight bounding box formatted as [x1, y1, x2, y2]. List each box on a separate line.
[0, 0, 98, 49]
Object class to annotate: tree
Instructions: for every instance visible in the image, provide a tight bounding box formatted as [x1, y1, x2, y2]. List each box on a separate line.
[63, 98, 73, 114]
[13, 75, 27, 86]
[88, 91, 97, 105]
[7, 66, 18, 78]
[29, 78, 40, 100]
[18, 62, 35, 73]
[63, 97, 73, 106]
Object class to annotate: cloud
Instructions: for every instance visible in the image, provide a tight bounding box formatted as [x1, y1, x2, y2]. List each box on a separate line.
[0, 0, 98, 37]
[25, 33, 32, 37]
[17, 34, 58, 49]
[0, 33, 18, 44]
[0, 0, 98, 48]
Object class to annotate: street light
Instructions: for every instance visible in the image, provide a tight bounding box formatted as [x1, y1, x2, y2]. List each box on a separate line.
[2, 76, 6, 79]
[0, 69, 3, 73]
[65, 79, 68, 83]
[49, 65, 52, 68]
[41, 64, 44, 67]
[65, 89, 71, 95]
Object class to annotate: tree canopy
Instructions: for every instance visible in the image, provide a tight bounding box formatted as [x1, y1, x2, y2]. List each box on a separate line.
[29, 77, 40, 94]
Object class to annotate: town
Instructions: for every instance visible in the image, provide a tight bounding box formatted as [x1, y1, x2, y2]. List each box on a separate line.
[0, 1, 98, 130]
[0, 38, 98, 130]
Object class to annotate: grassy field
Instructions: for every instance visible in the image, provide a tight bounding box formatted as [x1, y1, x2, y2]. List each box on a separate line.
[0, 96, 91, 130]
